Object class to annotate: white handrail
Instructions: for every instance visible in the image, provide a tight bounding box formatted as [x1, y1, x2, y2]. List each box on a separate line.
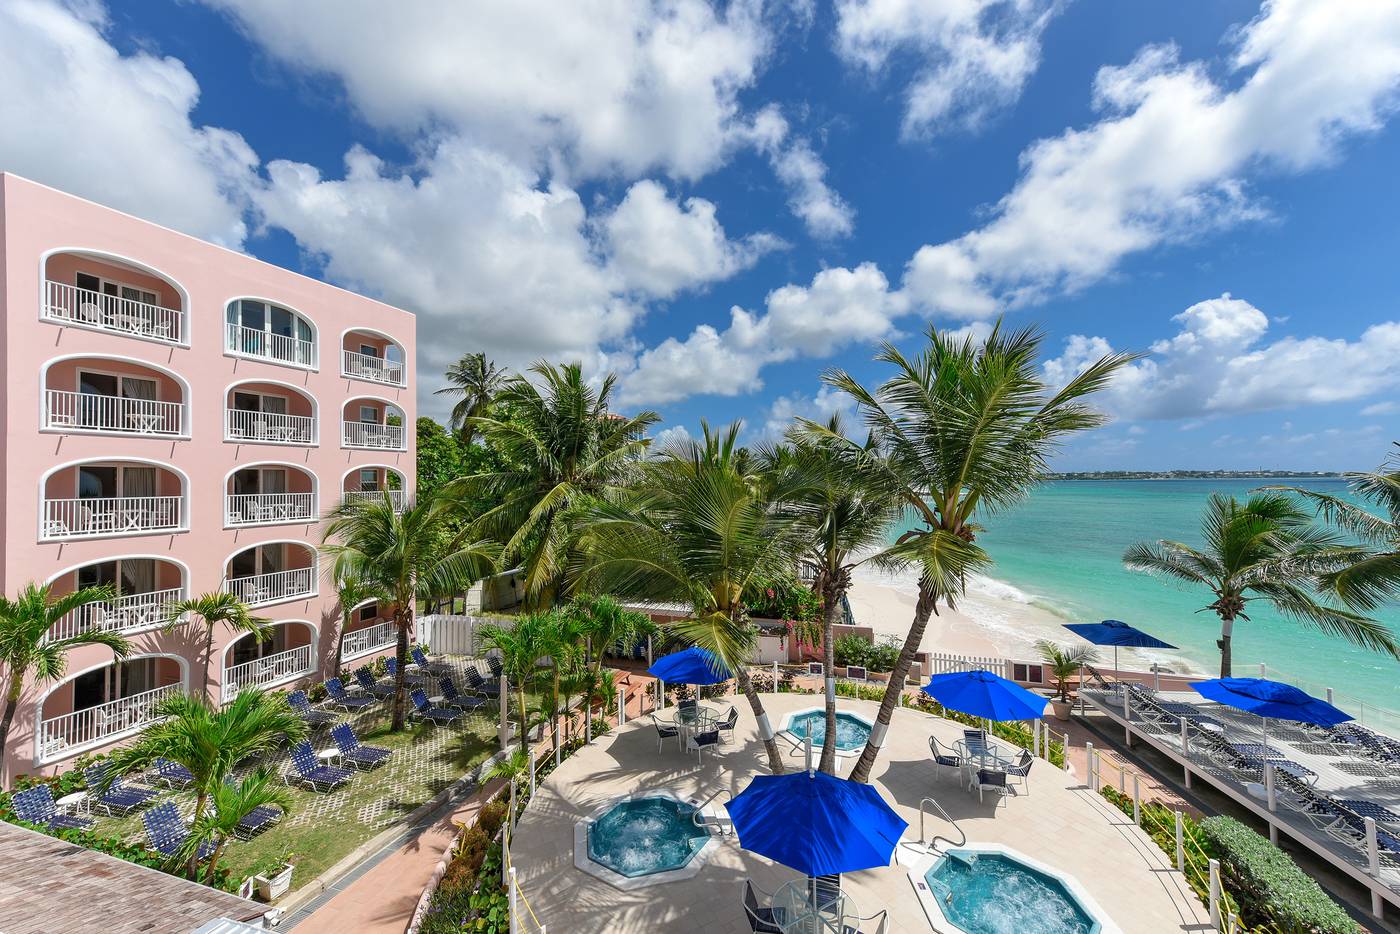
[226, 322, 315, 367]
[223, 566, 316, 606]
[222, 644, 314, 701]
[224, 409, 316, 444]
[37, 682, 182, 762]
[44, 390, 184, 436]
[341, 489, 405, 510]
[43, 280, 184, 343]
[342, 349, 405, 385]
[226, 492, 317, 526]
[343, 421, 405, 450]
[48, 587, 184, 642]
[41, 495, 183, 540]
[341, 621, 397, 660]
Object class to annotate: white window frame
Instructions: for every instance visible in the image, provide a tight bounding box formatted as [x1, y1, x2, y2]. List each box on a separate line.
[75, 271, 160, 307]
[75, 367, 161, 403]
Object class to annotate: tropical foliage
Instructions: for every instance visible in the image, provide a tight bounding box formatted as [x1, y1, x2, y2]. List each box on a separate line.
[163, 592, 269, 698]
[435, 351, 507, 446]
[1035, 641, 1098, 702]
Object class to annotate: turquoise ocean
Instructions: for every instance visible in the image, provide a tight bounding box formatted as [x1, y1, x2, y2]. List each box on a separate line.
[895, 479, 1400, 714]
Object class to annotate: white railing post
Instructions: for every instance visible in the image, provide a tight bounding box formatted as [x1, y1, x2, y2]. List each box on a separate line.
[1078, 666, 1086, 717]
[772, 661, 779, 692]
[528, 750, 536, 801]
[617, 688, 626, 726]
[1366, 816, 1380, 876]
[1208, 858, 1221, 929]
[509, 777, 517, 831]
[1175, 810, 1185, 872]
[1122, 688, 1132, 745]
[1033, 719, 1041, 758]
[585, 700, 592, 744]
[499, 674, 511, 751]
[1132, 775, 1141, 825]
[1085, 742, 1095, 791]
[508, 866, 518, 934]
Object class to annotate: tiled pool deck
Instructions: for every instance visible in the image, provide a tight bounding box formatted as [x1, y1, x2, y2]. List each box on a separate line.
[508, 693, 1211, 933]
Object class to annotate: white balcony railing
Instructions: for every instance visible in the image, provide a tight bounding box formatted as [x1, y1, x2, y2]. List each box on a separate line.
[341, 489, 405, 511]
[226, 323, 316, 368]
[342, 349, 405, 386]
[41, 495, 183, 540]
[225, 492, 317, 527]
[44, 390, 184, 436]
[221, 645, 314, 702]
[341, 621, 396, 661]
[343, 421, 405, 450]
[43, 280, 184, 344]
[225, 409, 316, 444]
[37, 682, 182, 763]
[223, 566, 316, 607]
[48, 587, 184, 642]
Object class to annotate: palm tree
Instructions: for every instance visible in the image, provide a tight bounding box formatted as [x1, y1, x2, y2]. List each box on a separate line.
[164, 592, 270, 700]
[567, 594, 651, 683]
[0, 582, 131, 767]
[192, 767, 293, 885]
[323, 493, 497, 731]
[435, 351, 507, 446]
[805, 323, 1134, 783]
[1036, 641, 1098, 704]
[1273, 444, 1400, 612]
[479, 613, 556, 754]
[767, 416, 900, 774]
[101, 689, 306, 877]
[1124, 492, 1398, 677]
[579, 421, 808, 775]
[330, 573, 388, 679]
[452, 361, 659, 610]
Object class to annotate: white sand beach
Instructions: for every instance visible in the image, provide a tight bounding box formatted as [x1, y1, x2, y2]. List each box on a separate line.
[847, 565, 1206, 676]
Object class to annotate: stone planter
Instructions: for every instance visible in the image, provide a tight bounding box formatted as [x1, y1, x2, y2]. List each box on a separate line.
[867, 670, 892, 685]
[255, 864, 293, 902]
[1050, 699, 1073, 721]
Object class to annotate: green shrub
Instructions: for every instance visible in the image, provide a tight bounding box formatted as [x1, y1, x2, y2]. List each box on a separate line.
[1199, 816, 1358, 934]
[743, 575, 821, 622]
[833, 634, 871, 668]
[866, 636, 900, 672]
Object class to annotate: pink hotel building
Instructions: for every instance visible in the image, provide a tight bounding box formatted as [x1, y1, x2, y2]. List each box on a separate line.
[0, 174, 416, 782]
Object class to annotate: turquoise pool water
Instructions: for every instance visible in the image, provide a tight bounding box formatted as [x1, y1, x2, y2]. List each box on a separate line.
[786, 710, 872, 751]
[924, 851, 1098, 934]
[587, 797, 709, 878]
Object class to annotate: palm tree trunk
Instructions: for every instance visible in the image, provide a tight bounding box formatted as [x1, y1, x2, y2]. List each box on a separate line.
[186, 789, 208, 878]
[0, 679, 23, 768]
[849, 577, 937, 784]
[1217, 613, 1235, 679]
[391, 613, 409, 731]
[819, 575, 842, 775]
[203, 625, 215, 699]
[332, 611, 349, 680]
[735, 665, 785, 775]
[517, 683, 530, 755]
[204, 837, 229, 885]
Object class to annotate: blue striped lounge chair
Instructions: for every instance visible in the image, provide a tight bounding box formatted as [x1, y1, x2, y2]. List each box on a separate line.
[437, 677, 487, 712]
[463, 667, 501, 698]
[143, 802, 215, 860]
[410, 646, 451, 676]
[331, 723, 393, 770]
[354, 666, 396, 698]
[287, 690, 339, 727]
[285, 741, 353, 792]
[147, 757, 195, 789]
[83, 764, 159, 816]
[11, 784, 92, 831]
[386, 657, 427, 684]
[323, 678, 375, 711]
[409, 688, 462, 727]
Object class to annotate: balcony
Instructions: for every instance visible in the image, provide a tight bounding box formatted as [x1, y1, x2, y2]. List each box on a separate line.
[226, 323, 316, 368]
[341, 489, 405, 511]
[224, 567, 316, 607]
[41, 495, 183, 541]
[342, 349, 405, 386]
[225, 409, 316, 445]
[221, 644, 314, 702]
[37, 681, 182, 763]
[48, 587, 184, 642]
[42, 279, 184, 345]
[226, 493, 317, 527]
[343, 421, 405, 450]
[341, 621, 396, 661]
[44, 390, 185, 437]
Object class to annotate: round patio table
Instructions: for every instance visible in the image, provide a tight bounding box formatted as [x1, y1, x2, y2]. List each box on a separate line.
[770, 880, 860, 934]
[672, 704, 719, 730]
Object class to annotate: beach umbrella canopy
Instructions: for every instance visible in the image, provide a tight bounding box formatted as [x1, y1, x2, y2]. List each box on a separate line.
[1190, 678, 1352, 727]
[1064, 619, 1176, 677]
[922, 669, 1048, 722]
[647, 646, 731, 685]
[725, 770, 907, 877]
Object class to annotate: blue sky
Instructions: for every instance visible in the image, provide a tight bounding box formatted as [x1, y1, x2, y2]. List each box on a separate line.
[3, 0, 1399, 470]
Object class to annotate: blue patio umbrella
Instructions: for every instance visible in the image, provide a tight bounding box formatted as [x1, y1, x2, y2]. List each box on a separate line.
[1191, 677, 1352, 743]
[725, 770, 908, 878]
[647, 646, 731, 686]
[922, 669, 1048, 722]
[1064, 619, 1177, 679]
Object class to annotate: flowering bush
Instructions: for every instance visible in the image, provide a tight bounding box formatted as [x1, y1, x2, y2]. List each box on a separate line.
[743, 576, 820, 623]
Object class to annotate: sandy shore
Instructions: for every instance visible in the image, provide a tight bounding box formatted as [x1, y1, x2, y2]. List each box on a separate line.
[846, 565, 1205, 675]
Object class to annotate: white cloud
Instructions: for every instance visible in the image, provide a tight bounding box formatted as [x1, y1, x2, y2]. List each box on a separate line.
[0, 0, 256, 246]
[761, 384, 857, 439]
[1362, 401, 1400, 417]
[653, 424, 694, 452]
[620, 263, 906, 405]
[601, 180, 784, 299]
[1043, 293, 1400, 421]
[200, 0, 771, 182]
[835, 0, 1061, 138]
[769, 139, 856, 238]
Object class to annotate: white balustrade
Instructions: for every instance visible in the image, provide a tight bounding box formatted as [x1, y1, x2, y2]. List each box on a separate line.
[48, 587, 184, 641]
[341, 489, 405, 510]
[343, 421, 405, 450]
[341, 621, 397, 661]
[44, 389, 184, 436]
[224, 409, 316, 444]
[225, 492, 317, 526]
[37, 682, 183, 762]
[41, 495, 183, 540]
[43, 280, 184, 344]
[226, 322, 315, 367]
[221, 644, 314, 701]
[223, 566, 316, 606]
[342, 349, 405, 385]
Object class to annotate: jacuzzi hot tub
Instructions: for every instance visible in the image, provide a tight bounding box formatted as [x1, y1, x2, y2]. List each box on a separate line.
[780, 707, 874, 755]
[573, 791, 720, 890]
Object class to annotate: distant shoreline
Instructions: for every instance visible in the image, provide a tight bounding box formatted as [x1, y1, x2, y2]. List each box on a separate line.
[1046, 471, 1344, 481]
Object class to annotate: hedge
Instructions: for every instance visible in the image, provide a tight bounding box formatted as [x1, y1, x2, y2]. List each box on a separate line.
[1199, 816, 1358, 934]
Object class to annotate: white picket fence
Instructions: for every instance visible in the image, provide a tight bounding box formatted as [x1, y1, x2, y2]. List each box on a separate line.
[922, 652, 1014, 678]
[417, 614, 515, 656]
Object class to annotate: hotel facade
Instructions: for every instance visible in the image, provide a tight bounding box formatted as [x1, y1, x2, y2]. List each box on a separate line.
[0, 174, 416, 782]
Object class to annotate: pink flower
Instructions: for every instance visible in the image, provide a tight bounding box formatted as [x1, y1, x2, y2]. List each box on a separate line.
[766, 588, 775, 598]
